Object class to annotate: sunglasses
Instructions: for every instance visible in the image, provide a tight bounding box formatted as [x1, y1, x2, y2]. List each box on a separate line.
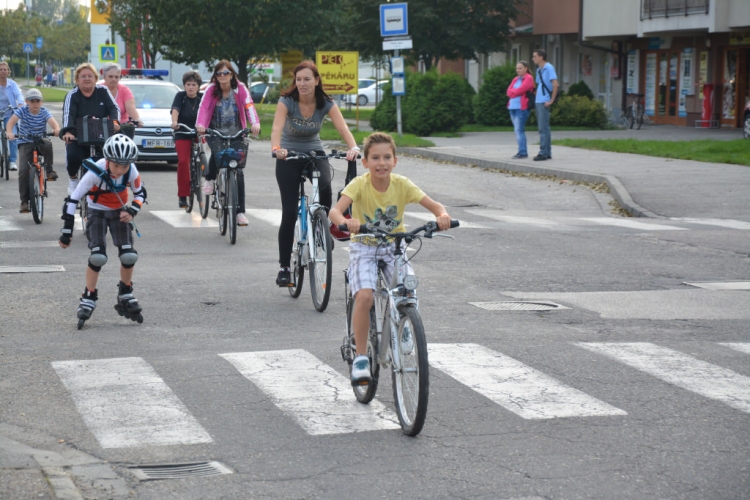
[216, 70, 232, 76]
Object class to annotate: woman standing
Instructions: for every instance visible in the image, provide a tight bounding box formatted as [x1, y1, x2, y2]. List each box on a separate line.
[196, 61, 260, 226]
[270, 60, 359, 287]
[60, 63, 120, 195]
[171, 70, 203, 209]
[101, 62, 142, 138]
[0, 62, 25, 173]
[506, 61, 535, 159]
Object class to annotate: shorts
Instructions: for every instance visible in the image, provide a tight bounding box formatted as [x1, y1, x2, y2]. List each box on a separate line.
[347, 242, 413, 296]
[86, 208, 133, 251]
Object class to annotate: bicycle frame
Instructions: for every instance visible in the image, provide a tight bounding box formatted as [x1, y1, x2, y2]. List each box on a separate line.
[297, 162, 323, 266]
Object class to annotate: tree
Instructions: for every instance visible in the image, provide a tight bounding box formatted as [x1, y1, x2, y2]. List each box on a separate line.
[341, 0, 520, 70]
[107, 0, 161, 69]
[43, 6, 90, 66]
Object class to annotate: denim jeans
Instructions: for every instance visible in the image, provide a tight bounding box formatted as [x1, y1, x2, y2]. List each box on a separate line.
[509, 108, 530, 156]
[2, 116, 18, 162]
[535, 103, 551, 157]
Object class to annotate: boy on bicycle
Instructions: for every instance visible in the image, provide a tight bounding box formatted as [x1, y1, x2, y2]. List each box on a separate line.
[6, 88, 60, 213]
[329, 132, 452, 383]
[58, 135, 147, 327]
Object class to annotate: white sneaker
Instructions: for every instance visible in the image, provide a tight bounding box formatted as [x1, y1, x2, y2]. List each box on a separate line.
[202, 180, 214, 195]
[237, 213, 249, 226]
[68, 178, 79, 197]
[9, 162, 17, 171]
[350, 355, 371, 385]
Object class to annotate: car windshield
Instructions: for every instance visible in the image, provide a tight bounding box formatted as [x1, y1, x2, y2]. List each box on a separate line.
[125, 83, 179, 109]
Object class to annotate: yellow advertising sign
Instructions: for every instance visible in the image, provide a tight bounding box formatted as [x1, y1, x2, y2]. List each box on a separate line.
[281, 50, 303, 80]
[90, 0, 109, 25]
[315, 51, 358, 95]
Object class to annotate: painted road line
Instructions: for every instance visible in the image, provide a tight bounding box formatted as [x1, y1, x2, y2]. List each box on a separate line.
[670, 217, 750, 230]
[0, 240, 60, 249]
[151, 210, 218, 228]
[404, 211, 488, 228]
[718, 343, 750, 355]
[52, 357, 213, 448]
[0, 265, 65, 273]
[465, 209, 559, 227]
[580, 217, 687, 231]
[245, 208, 282, 227]
[220, 350, 400, 435]
[683, 281, 750, 291]
[428, 343, 626, 419]
[577, 342, 750, 414]
[0, 216, 21, 231]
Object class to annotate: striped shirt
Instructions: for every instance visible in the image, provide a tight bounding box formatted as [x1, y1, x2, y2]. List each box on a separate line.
[13, 106, 52, 144]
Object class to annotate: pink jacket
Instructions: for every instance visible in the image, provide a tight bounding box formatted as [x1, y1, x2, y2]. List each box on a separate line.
[506, 74, 535, 110]
[196, 81, 260, 129]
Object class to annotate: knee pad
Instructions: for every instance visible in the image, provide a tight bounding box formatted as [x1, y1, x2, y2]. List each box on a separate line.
[118, 245, 138, 268]
[88, 247, 107, 272]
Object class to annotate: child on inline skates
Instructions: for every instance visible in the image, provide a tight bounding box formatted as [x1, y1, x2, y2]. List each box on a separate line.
[58, 135, 147, 329]
[328, 132, 452, 384]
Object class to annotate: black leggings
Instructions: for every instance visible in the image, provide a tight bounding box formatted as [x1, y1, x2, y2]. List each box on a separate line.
[276, 157, 332, 267]
[65, 143, 92, 178]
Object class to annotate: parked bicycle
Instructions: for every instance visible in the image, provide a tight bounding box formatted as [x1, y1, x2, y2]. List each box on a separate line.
[173, 123, 207, 214]
[17, 132, 55, 224]
[339, 219, 459, 436]
[273, 149, 354, 312]
[203, 128, 248, 245]
[624, 93, 645, 130]
[1, 104, 13, 180]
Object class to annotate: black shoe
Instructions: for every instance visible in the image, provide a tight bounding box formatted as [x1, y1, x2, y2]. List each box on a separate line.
[533, 154, 550, 161]
[47, 170, 58, 181]
[178, 197, 188, 209]
[511, 154, 528, 159]
[276, 269, 293, 287]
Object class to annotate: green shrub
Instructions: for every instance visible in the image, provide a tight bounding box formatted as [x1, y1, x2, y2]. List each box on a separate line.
[550, 95, 607, 128]
[566, 80, 595, 100]
[473, 64, 516, 126]
[370, 70, 475, 136]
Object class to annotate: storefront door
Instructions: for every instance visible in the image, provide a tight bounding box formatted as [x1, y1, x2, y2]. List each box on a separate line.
[654, 51, 682, 125]
[722, 48, 750, 128]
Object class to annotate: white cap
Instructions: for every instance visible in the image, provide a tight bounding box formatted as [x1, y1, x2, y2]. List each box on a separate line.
[25, 88, 43, 100]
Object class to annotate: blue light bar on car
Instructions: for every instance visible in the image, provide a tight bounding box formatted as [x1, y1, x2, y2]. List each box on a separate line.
[121, 69, 169, 77]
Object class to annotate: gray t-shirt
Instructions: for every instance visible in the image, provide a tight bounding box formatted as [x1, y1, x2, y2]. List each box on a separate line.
[279, 95, 334, 152]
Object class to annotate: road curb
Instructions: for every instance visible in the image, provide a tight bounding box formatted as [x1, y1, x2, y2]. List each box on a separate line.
[398, 147, 662, 219]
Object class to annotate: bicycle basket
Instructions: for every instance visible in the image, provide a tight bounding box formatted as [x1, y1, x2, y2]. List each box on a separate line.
[75, 116, 115, 146]
[208, 137, 247, 168]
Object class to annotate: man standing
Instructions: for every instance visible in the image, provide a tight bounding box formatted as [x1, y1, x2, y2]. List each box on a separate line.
[532, 49, 558, 161]
[0, 62, 24, 171]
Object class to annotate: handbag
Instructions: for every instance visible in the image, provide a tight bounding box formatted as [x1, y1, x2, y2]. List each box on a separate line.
[75, 116, 115, 145]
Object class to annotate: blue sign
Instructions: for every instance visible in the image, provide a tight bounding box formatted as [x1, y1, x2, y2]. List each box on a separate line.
[36, 37, 43, 49]
[23, 43, 33, 54]
[380, 3, 408, 37]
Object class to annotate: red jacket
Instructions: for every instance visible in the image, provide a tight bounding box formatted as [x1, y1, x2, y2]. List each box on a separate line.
[506, 74, 535, 110]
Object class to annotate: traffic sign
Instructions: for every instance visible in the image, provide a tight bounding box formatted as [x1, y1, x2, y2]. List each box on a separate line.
[23, 43, 33, 54]
[99, 44, 117, 63]
[383, 36, 412, 51]
[36, 37, 43, 49]
[315, 51, 358, 95]
[380, 3, 408, 37]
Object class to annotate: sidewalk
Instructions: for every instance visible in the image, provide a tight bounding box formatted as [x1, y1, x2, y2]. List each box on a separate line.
[399, 127, 750, 222]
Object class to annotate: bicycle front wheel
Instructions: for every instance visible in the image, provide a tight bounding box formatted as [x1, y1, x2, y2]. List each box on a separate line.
[392, 305, 429, 436]
[348, 299, 380, 403]
[195, 152, 208, 216]
[635, 104, 644, 130]
[30, 167, 43, 223]
[309, 208, 333, 312]
[227, 171, 237, 245]
[288, 225, 304, 298]
[2, 135, 8, 181]
[217, 177, 227, 236]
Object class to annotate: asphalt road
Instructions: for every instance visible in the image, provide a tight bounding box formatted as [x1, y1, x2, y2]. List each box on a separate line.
[1, 114, 749, 499]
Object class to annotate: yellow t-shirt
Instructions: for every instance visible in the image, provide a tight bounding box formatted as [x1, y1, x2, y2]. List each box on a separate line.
[342, 172, 425, 234]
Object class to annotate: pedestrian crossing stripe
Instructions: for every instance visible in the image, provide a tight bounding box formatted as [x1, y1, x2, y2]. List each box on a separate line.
[151, 210, 218, 228]
[0, 217, 21, 231]
[718, 343, 750, 355]
[245, 208, 282, 226]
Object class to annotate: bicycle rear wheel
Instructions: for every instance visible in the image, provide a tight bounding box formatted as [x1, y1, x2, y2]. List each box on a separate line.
[635, 103, 644, 130]
[227, 171, 237, 245]
[347, 296, 380, 403]
[195, 152, 207, 216]
[2, 134, 8, 180]
[186, 158, 196, 213]
[309, 208, 333, 312]
[392, 305, 429, 436]
[29, 166, 43, 224]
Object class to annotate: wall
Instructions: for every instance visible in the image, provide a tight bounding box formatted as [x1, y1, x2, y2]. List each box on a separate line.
[533, 0, 581, 34]
[582, 0, 639, 39]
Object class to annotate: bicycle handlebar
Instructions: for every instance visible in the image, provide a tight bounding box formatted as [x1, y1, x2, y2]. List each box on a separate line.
[204, 128, 249, 141]
[15, 132, 56, 140]
[272, 149, 361, 160]
[339, 219, 460, 240]
[172, 123, 197, 137]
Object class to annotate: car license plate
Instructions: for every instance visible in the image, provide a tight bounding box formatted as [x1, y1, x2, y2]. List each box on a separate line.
[142, 139, 174, 148]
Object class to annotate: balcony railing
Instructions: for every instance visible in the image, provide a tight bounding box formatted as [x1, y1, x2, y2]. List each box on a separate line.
[641, 0, 709, 19]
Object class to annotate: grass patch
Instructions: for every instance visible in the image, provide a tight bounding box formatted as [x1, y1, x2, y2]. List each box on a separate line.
[554, 138, 750, 166]
[20, 86, 70, 103]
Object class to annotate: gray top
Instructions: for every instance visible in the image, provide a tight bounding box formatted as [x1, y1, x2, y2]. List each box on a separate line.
[279, 95, 334, 152]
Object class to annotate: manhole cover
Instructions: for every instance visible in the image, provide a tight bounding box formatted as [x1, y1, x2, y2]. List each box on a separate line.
[128, 461, 233, 481]
[470, 301, 569, 311]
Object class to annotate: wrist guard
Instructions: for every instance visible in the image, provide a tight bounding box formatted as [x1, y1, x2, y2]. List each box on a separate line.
[125, 203, 140, 218]
[60, 212, 74, 245]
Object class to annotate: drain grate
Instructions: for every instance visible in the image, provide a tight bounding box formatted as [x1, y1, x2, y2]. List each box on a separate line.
[128, 461, 233, 481]
[470, 301, 569, 311]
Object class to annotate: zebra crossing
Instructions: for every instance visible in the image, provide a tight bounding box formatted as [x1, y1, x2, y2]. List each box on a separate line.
[51, 342, 750, 448]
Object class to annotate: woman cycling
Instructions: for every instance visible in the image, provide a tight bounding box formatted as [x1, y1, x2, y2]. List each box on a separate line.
[171, 70, 204, 209]
[196, 60, 260, 226]
[101, 62, 142, 138]
[270, 60, 359, 287]
[60, 63, 120, 196]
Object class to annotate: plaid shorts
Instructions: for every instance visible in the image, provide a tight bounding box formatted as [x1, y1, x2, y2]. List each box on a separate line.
[86, 209, 134, 252]
[347, 242, 413, 296]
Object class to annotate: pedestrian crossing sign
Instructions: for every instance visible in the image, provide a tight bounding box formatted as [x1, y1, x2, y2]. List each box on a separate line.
[99, 44, 117, 63]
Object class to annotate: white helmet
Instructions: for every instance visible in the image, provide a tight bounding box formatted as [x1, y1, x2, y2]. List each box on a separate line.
[103, 134, 138, 164]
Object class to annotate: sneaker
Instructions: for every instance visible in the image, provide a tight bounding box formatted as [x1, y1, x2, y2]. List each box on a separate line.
[533, 154, 550, 161]
[276, 268, 293, 287]
[237, 213, 249, 226]
[350, 355, 371, 384]
[68, 178, 79, 197]
[19, 201, 29, 213]
[178, 197, 188, 209]
[47, 170, 58, 181]
[202, 180, 214, 195]
[401, 325, 414, 354]
[9, 162, 17, 171]
[511, 154, 528, 159]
